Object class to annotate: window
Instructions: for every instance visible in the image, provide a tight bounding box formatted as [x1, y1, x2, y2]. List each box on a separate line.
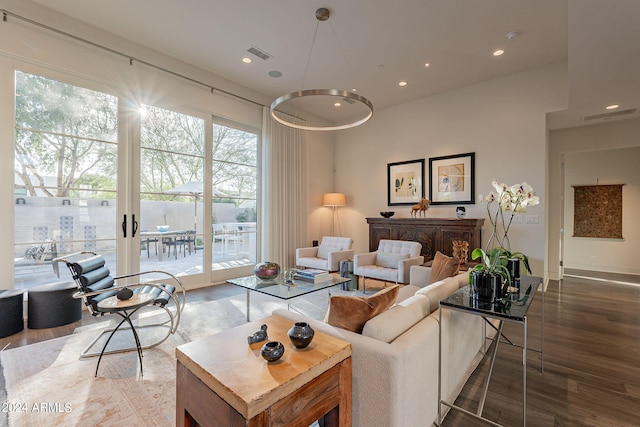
[212, 123, 258, 268]
[14, 71, 118, 289]
[139, 105, 205, 275]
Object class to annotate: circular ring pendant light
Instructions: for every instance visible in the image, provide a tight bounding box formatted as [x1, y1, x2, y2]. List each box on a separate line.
[269, 8, 374, 131]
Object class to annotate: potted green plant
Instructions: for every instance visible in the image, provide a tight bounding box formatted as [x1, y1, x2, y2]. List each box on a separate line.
[469, 247, 533, 302]
[468, 247, 511, 301]
[471, 179, 539, 302]
[500, 248, 532, 286]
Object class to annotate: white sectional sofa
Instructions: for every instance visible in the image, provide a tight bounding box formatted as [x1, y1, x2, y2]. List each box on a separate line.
[273, 265, 490, 427]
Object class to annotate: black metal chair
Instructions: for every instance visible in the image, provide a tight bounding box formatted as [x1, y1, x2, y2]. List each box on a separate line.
[163, 231, 187, 259]
[141, 231, 159, 257]
[183, 230, 197, 256]
[55, 251, 186, 376]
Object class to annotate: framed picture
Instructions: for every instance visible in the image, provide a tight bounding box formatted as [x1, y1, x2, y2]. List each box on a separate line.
[387, 159, 425, 206]
[428, 152, 475, 205]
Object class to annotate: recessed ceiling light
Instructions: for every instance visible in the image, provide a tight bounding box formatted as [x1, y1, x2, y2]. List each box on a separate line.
[268, 70, 283, 78]
[334, 102, 342, 107]
[424, 63, 431, 68]
[606, 104, 620, 110]
[352, 88, 357, 92]
[242, 57, 252, 64]
[399, 81, 408, 87]
[493, 49, 505, 57]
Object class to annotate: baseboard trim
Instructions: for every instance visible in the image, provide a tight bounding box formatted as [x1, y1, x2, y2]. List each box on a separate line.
[563, 269, 640, 285]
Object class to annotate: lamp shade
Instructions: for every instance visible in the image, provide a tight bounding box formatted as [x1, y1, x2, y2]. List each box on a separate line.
[322, 193, 346, 207]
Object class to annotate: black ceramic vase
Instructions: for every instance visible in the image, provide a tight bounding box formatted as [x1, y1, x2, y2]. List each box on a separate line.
[491, 274, 504, 300]
[507, 258, 521, 288]
[288, 322, 315, 349]
[471, 271, 495, 302]
[260, 341, 285, 362]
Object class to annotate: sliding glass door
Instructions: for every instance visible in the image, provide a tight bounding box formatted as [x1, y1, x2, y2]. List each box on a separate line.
[13, 69, 259, 290]
[139, 105, 205, 278]
[212, 122, 258, 271]
[13, 71, 119, 289]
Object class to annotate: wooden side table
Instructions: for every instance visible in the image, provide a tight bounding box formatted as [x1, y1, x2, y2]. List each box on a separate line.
[176, 314, 352, 427]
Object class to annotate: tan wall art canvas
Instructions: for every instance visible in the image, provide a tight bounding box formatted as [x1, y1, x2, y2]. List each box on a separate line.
[573, 184, 624, 239]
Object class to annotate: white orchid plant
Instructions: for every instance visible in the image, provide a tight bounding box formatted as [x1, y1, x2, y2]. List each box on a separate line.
[484, 179, 539, 251]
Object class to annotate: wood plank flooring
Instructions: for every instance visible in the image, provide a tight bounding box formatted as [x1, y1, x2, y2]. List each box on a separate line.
[3, 277, 640, 426]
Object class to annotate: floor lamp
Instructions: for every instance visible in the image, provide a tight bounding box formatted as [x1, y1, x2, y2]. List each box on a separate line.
[323, 193, 346, 236]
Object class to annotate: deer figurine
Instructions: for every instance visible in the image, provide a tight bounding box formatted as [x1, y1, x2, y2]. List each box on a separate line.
[411, 198, 430, 217]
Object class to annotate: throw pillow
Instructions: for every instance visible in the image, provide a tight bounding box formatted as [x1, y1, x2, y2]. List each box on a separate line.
[429, 251, 460, 284]
[326, 285, 400, 333]
[375, 252, 410, 269]
[316, 245, 330, 259]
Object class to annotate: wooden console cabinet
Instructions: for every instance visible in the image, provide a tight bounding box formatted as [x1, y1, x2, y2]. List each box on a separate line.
[366, 217, 484, 262]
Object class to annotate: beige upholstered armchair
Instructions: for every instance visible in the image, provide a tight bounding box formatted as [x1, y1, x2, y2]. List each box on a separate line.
[295, 236, 354, 272]
[354, 239, 424, 291]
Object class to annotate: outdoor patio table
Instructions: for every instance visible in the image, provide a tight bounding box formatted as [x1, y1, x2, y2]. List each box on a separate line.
[139, 230, 185, 261]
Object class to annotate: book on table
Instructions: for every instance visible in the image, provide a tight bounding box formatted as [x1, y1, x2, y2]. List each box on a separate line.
[294, 269, 332, 283]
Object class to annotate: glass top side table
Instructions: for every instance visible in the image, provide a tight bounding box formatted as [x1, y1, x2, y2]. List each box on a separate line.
[437, 275, 544, 426]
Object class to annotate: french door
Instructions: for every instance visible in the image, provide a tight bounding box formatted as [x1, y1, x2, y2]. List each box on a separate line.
[137, 104, 206, 281]
[13, 69, 260, 290]
[13, 70, 120, 289]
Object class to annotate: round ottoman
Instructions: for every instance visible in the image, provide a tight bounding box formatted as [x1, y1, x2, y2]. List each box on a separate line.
[0, 289, 25, 338]
[28, 282, 82, 329]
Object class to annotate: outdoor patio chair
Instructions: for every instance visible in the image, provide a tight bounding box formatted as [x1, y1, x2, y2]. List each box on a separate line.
[163, 230, 187, 259]
[141, 231, 159, 257]
[213, 223, 229, 245]
[183, 230, 197, 255]
[55, 251, 186, 375]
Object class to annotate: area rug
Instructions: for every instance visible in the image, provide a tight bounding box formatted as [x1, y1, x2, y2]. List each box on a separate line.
[0, 288, 339, 426]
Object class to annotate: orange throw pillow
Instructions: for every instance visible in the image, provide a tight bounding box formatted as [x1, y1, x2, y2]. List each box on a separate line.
[430, 251, 460, 284]
[326, 285, 400, 333]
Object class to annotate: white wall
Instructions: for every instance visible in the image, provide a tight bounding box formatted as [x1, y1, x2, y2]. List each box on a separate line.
[549, 119, 640, 277]
[318, 62, 568, 278]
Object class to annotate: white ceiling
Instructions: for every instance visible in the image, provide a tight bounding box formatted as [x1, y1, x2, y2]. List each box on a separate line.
[26, 0, 640, 129]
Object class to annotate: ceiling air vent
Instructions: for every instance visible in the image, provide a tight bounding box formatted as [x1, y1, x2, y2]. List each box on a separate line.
[247, 46, 271, 61]
[583, 108, 638, 122]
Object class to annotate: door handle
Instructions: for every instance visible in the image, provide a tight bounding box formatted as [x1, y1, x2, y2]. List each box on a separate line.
[132, 214, 139, 238]
[122, 214, 127, 238]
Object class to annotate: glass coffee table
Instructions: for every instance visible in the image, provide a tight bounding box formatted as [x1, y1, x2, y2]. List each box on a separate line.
[227, 274, 350, 321]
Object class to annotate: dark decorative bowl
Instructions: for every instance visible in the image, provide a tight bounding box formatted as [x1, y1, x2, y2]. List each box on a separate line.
[260, 341, 285, 362]
[254, 262, 281, 280]
[116, 287, 133, 300]
[380, 211, 395, 218]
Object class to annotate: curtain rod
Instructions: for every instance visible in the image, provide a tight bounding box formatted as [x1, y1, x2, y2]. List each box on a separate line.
[1, 8, 266, 109]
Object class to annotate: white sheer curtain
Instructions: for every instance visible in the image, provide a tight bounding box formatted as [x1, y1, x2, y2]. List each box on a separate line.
[260, 107, 308, 269]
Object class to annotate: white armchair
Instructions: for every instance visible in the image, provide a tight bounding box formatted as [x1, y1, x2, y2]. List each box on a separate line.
[354, 239, 424, 291]
[295, 236, 354, 272]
